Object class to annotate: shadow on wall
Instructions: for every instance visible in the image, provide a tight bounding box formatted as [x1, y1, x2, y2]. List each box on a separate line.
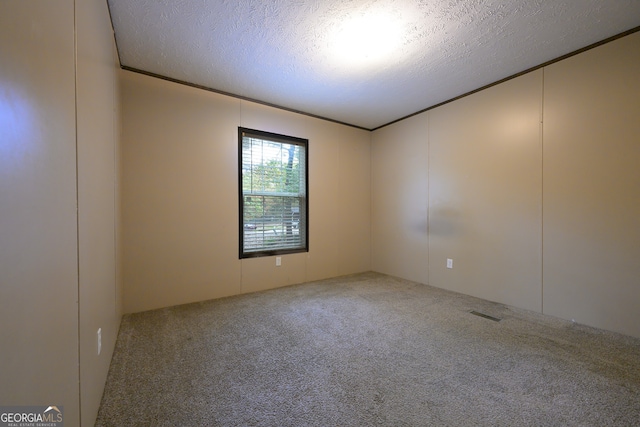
[410, 217, 428, 234]
[429, 206, 464, 237]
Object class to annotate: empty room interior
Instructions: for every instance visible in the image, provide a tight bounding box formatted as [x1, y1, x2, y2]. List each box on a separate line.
[1, 1, 639, 426]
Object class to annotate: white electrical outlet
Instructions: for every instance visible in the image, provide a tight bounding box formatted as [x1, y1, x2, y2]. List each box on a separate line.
[97, 328, 102, 355]
[276, 256, 281, 267]
[446, 258, 453, 269]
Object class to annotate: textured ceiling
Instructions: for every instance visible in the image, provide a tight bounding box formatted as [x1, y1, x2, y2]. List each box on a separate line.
[107, 0, 640, 130]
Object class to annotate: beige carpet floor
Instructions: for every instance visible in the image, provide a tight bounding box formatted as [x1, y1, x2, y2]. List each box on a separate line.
[96, 272, 640, 426]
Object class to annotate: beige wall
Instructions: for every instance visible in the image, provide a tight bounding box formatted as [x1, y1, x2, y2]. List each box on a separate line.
[120, 72, 371, 313]
[542, 32, 640, 338]
[428, 70, 543, 312]
[120, 73, 242, 312]
[371, 32, 640, 338]
[0, 1, 121, 425]
[76, 0, 122, 425]
[0, 2, 79, 423]
[371, 114, 429, 284]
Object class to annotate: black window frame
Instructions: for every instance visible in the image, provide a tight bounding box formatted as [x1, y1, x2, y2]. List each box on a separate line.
[238, 127, 309, 259]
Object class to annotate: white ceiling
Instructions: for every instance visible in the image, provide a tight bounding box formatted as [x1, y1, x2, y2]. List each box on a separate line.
[107, 0, 640, 130]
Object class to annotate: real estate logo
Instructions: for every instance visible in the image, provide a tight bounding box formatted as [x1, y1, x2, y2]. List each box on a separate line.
[0, 405, 63, 427]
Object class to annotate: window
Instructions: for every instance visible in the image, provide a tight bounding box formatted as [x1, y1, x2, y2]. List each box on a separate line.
[239, 128, 308, 258]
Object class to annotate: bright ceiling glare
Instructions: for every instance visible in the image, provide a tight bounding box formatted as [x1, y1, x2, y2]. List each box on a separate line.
[327, 11, 405, 71]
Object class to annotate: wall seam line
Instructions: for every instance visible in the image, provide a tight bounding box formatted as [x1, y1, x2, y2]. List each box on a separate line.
[540, 67, 545, 315]
[73, 0, 83, 424]
[426, 112, 430, 287]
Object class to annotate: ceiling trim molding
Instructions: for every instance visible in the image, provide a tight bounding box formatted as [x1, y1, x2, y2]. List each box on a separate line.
[119, 66, 371, 131]
[372, 25, 640, 131]
[105, 0, 123, 66]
